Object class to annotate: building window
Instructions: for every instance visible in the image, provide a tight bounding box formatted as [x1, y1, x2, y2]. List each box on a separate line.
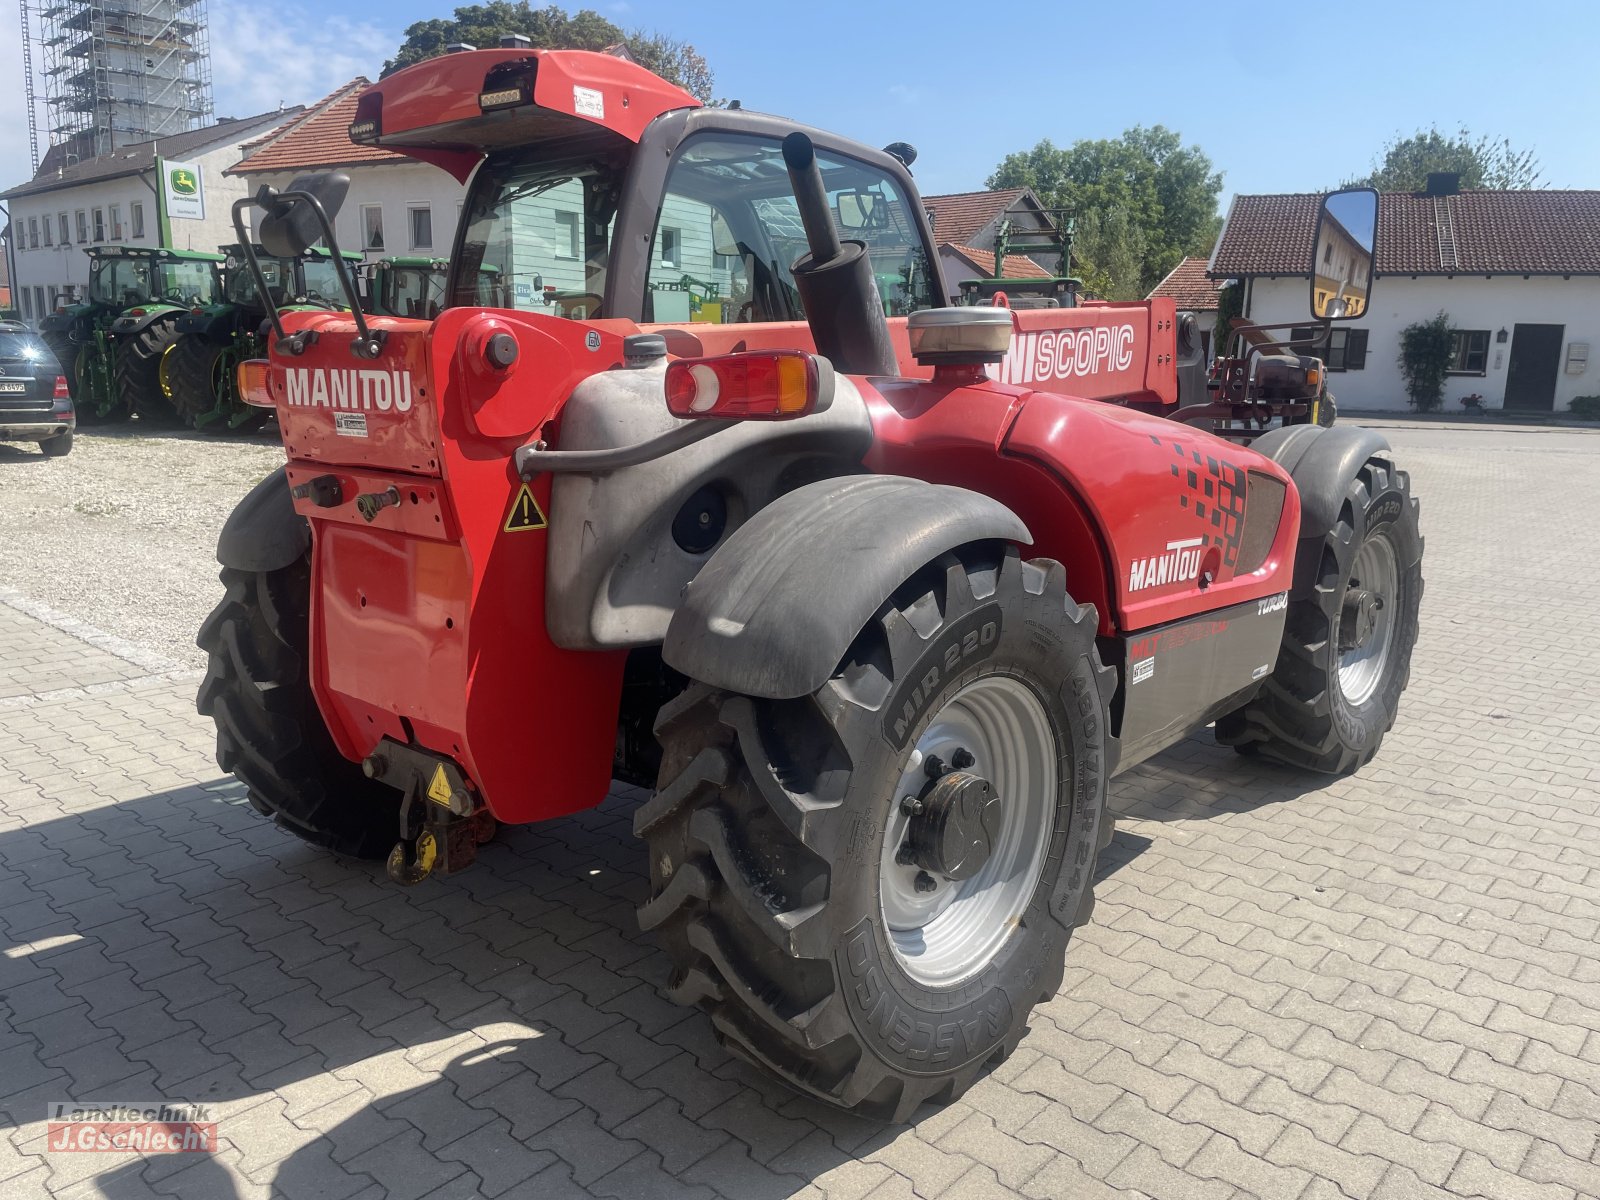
[48, 288, 59, 311]
[110, 204, 123, 240]
[659, 226, 680, 268]
[92, 208, 105, 241]
[20, 290, 31, 319]
[1291, 326, 1368, 371]
[408, 205, 432, 251]
[76, 211, 88, 243]
[28, 217, 39, 249]
[130, 202, 145, 239]
[554, 211, 580, 259]
[42, 217, 52, 247]
[59, 213, 69, 244]
[34, 287, 45, 320]
[712, 249, 735, 272]
[1449, 329, 1490, 375]
[361, 205, 385, 251]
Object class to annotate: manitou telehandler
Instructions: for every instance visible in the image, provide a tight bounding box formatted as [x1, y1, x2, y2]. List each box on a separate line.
[199, 46, 1422, 1122]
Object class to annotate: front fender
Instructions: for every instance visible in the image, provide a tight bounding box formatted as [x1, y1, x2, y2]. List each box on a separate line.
[662, 474, 1030, 699]
[216, 466, 310, 573]
[1249, 423, 1389, 539]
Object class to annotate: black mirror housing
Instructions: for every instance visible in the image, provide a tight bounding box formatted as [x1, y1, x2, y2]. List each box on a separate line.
[259, 172, 351, 258]
[1311, 187, 1377, 320]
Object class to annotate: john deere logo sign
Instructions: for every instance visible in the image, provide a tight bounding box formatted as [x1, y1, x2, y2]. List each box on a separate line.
[162, 157, 206, 221]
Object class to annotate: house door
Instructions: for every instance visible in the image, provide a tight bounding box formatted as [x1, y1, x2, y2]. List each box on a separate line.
[1503, 323, 1564, 411]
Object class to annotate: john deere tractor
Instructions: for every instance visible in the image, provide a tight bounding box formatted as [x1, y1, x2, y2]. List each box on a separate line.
[166, 245, 359, 432]
[363, 256, 509, 317]
[40, 246, 222, 424]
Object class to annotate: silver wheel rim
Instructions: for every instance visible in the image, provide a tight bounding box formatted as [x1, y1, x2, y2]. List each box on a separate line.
[879, 675, 1057, 988]
[1338, 532, 1398, 706]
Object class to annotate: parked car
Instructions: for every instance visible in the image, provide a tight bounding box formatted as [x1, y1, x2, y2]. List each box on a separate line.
[0, 320, 75, 456]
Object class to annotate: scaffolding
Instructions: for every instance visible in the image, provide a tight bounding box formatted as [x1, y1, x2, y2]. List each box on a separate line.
[21, 0, 213, 169]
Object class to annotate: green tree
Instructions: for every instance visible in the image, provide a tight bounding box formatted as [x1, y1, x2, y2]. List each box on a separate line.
[382, 2, 717, 104]
[1397, 311, 1455, 412]
[1073, 208, 1145, 301]
[1348, 126, 1543, 191]
[987, 126, 1223, 293]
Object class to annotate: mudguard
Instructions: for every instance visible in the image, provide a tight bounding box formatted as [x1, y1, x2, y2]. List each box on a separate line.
[215, 467, 310, 573]
[1250, 423, 1389, 540]
[662, 474, 1031, 700]
[109, 304, 183, 337]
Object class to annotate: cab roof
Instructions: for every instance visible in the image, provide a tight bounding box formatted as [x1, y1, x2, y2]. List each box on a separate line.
[350, 48, 701, 181]
[88, 245, 226, 262]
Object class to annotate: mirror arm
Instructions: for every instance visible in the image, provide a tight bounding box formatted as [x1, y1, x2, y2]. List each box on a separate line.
[230, 197, 288, 346]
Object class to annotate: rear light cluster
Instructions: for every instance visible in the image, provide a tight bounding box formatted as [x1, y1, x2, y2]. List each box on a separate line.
[237, 359, 274, 408]
[664, 351, 831, 421]
[53, 376, 70, 400]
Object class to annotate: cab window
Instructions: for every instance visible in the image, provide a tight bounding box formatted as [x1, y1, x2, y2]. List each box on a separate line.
[645, 135, 935, 324]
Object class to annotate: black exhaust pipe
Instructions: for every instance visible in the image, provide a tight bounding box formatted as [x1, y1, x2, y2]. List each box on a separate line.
[781, 132, 897, 377]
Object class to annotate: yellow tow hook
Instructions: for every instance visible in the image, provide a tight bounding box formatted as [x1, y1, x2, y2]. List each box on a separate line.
[387, 829, 439, 886]
[366, 738, 496, 886]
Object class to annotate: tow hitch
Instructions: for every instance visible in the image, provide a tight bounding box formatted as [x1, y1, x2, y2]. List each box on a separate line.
[362, 739, 497, 884]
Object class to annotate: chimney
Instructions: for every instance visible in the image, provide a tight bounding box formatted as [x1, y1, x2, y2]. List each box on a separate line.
[1424, 172, 1461, 197]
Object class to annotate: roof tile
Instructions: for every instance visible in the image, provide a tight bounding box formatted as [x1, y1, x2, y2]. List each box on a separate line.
[227, 80, 410, 175]
[1148, 256, 1220, 309]
[942, 243, 1051, 279]
[923, 188, 1031, 247]
[1212, 190, 1600, 277]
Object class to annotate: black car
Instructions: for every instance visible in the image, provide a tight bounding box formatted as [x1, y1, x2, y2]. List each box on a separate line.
[0, 321, 74, 456]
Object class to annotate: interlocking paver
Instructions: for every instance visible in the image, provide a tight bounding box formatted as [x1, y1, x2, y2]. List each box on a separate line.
[4, 421, 1600, 1199]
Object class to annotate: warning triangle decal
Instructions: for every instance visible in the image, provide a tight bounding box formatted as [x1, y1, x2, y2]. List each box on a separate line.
[426, 764, 454, 806]
[503, 483, 548, 532]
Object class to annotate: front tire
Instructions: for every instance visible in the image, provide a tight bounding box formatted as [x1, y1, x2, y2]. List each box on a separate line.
[635, 545, 1113, 1121]
[197, 556, 401, 858]
[1217, 455, 1422, 772]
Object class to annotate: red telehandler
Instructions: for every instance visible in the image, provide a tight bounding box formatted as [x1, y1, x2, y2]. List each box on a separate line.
[200, 46, 1422, 1120]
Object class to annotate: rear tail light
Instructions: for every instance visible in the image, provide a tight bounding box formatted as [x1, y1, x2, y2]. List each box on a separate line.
[53, 375, 70, 400]
[664, 351, 832, 421]
[237, 358, 273, 407]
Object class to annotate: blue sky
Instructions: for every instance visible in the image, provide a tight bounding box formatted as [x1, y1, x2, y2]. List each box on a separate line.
[6, 0, 1599, 210]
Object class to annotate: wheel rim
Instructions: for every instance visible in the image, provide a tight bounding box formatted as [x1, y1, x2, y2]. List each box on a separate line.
[158, 342, 177, 398]
[1337, 531, 1399, 706]
[879, 675, 1057, 988]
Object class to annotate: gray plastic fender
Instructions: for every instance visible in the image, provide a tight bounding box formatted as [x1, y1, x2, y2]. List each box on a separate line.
[662, 474, 1031, 700]
[1249, 423, 1390, 539]
[216, 466, 310, 573]
[108, 305, 182, 337]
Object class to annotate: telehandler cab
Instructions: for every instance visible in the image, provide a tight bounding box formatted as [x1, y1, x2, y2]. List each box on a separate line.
[201, 46, 1423, 1121]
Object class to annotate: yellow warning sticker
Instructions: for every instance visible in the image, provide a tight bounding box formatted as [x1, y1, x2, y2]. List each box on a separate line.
[426, 764, 454, 806]
[503, 483, 548, 533]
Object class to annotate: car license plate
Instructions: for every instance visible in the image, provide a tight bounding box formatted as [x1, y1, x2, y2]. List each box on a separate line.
[0, 382, 27, 393]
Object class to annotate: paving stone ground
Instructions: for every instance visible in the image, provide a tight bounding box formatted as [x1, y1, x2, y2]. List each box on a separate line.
[1, 420, 1598, 1200]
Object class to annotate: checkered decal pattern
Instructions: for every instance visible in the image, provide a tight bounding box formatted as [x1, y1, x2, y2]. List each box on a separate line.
[1149, 433, 1248, 569]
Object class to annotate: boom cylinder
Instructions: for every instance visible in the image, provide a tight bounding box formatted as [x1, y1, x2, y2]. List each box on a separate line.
[781, 132, 897, 378]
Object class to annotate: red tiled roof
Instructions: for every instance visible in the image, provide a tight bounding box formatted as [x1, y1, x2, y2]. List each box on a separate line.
[1212, 191, 1600, 277]
[1148, 256, 1220, 310]
[942, 243, 1051, 280]
[923, 188, 1031, 246]
[226, 79, 409, 175]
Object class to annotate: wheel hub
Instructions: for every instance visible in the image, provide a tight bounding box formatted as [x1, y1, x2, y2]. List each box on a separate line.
[903, 769, 1001, 882]
[1339, 587, 1383, 651]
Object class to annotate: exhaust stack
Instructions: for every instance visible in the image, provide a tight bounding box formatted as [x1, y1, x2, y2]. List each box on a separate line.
[781, 132, 897, 377]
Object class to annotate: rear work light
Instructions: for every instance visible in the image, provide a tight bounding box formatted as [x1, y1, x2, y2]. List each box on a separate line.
[237, 358, 273, 408]
[664, 351, 834, 421]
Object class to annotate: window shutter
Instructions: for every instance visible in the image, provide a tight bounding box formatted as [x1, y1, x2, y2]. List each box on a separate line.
[1346, 329, 1368, 370]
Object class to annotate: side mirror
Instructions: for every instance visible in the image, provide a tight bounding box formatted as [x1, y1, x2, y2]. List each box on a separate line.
[710, 212, 739, 258]
[259, 172, 350, 258]
[1310, 187, 1376, 320]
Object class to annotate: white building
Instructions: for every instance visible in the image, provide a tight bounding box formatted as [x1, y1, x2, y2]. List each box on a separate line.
[1210, 180, 1600, 414]
[0, 109, 301, 326]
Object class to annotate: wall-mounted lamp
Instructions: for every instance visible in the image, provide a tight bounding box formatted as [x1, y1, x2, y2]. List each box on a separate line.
[1496, 327, 1509, 343]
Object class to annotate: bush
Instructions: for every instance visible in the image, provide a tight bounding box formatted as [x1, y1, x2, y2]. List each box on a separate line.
[1571, 395, 1600, 419]
[1397, 312, 1455, 412]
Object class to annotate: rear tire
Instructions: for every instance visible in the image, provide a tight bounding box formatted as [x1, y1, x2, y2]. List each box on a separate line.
[197, 555, 401, 858]
[1217, 455, 1422, 773]
[167, 336, 226, 428]
[636, 545, 1113, 1121]
[40, 432, 73, 457]
[116, 317, 185, 425]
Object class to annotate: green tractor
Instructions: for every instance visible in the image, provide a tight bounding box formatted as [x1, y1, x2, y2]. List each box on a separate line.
[361, 256, 508, 317]
[957, 209, 1082, 310]
[166, 245, 360, 432]
[41, 246, 223, 424]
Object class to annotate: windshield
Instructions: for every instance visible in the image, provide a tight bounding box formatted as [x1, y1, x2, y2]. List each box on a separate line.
[386, 267, 446, 319]
[89, 257, 154, 307]
[453, 158, 620, 315]
[225, 256, 290, 306]
[301, 259, 351, 309]
[158, 261, 218, 306]
[449, 138, 935, 323]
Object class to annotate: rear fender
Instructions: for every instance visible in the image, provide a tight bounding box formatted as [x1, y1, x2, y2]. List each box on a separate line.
[216, 466, 310, 573]
[662, 475, 1029, 699]
[109, 304, 182, 337]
